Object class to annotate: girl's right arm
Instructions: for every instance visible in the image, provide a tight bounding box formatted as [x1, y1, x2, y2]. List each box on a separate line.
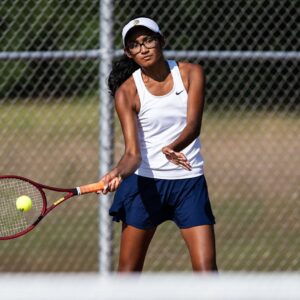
[101, 79, 141, 193]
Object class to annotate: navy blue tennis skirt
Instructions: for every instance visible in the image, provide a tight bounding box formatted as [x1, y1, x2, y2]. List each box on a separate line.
[109, 174, 215, 229]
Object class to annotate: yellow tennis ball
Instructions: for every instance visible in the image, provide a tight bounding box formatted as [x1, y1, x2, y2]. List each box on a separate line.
[16, 195, 32, 212]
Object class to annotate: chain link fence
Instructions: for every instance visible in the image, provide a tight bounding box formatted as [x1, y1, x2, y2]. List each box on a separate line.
[0, 0, 299, 272]
[0, 0, 101, 272]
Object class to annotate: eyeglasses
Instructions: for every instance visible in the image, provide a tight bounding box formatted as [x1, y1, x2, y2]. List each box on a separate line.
[126, 35, 159, 55]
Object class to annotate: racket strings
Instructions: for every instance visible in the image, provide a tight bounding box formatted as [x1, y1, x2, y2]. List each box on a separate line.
[0, 178, 44, 238]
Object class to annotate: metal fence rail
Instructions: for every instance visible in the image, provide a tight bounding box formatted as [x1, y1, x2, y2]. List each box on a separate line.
[1, 50, 300, 61]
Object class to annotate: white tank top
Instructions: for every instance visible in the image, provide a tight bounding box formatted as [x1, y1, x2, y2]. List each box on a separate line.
[133, 60, 204, 179]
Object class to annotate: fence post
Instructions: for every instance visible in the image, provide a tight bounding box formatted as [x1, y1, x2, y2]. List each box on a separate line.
[99, 0, 114, 273]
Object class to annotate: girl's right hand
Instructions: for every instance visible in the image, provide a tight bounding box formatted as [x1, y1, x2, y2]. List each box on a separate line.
[98, 169, 123, 194]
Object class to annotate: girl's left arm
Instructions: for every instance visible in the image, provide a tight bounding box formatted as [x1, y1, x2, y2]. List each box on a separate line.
[162, 63, 205, 170]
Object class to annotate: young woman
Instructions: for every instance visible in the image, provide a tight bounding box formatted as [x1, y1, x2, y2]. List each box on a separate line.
[100, 17, 217, 272]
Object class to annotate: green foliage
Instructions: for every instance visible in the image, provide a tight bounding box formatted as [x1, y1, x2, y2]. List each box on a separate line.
[0, 0, 99, 98]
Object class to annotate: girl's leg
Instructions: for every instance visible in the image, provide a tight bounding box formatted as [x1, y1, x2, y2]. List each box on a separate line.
[118, 223, 156, 272]
[180, 225, 217, 272]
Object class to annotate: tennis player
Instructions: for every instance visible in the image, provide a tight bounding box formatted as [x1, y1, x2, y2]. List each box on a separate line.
[101, 17, 217, 272]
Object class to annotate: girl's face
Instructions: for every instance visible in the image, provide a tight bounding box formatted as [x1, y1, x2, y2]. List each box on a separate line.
[124, 27, 164, 68]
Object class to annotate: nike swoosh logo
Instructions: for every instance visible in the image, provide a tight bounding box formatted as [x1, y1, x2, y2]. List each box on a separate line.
[175, 90, 184, 95]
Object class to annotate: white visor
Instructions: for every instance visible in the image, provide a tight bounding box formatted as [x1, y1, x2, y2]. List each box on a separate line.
[122, 17, 162, 46]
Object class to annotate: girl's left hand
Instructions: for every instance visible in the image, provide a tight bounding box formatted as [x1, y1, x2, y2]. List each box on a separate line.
[162, 146, 192, 171]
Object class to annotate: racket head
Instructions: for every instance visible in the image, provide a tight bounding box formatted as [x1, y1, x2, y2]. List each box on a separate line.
[0, 175, 47, 240]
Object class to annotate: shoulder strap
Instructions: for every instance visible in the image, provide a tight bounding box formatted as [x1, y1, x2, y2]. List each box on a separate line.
[167, 60, 186, 92]
[132, 68, 146, 101]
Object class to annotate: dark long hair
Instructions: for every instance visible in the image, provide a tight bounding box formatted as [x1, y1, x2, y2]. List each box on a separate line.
[108, 55, 139, 97]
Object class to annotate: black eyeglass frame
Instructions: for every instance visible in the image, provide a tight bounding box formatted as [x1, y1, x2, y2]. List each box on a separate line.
[125, 34, 161, 55]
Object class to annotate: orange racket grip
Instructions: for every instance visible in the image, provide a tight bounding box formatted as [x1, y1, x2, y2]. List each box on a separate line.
[78, 180, 105, 195]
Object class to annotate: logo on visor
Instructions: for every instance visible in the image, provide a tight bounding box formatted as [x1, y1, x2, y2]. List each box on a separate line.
[133, 19, 140, 26]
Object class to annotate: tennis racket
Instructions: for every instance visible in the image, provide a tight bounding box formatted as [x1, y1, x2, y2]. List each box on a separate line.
[0, 175, 104, 240]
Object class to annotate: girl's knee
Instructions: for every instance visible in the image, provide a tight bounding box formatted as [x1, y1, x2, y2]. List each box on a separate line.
[118, 255, 145, 272]
[118, 261, 144, 272]
[192, 256, 218, 272]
